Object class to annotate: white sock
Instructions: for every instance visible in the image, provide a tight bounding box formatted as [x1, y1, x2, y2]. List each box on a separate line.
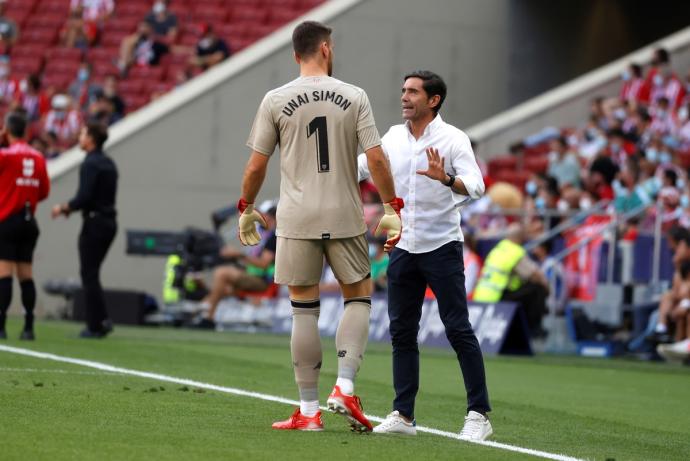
[336, 377, 354, 395]
[655, 323, 667, 333]
[300, 400, 320, 417]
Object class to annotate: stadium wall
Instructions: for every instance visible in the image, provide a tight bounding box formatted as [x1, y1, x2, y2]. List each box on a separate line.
[27, 0, 690, 313]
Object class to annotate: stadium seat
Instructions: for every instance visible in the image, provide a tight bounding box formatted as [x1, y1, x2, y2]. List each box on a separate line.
[104, 17, 137, 34]
[524, 156, 549, 174]
[192, 6, 229, 24]
[115, 3, 151, 19]
[231, 6, 269, 23]
[49, 47, 84, 62]
[493, 170, 531, 190]
[267, 7, 301, 26]
[25, 13, 64, 30]
[128, 66, 165, 82]
[21, 28, 59, 45]
[11, 56, 44, 75]
[487, 155, 517, 174]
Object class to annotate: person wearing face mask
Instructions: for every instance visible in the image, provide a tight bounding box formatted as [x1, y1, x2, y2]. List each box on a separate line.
[40, 94, 83, 152]
[68, 62, 99, 111]
[0, 0, 18, 54]
[0, 56, 18, 106]
[190, 23, 231, 72]
[620, 63, 650, 106]
[649, 97, 678, 138]
[63, 0, 114, 48]
[547, 136, 580, 189]
[645, 48, 670, 88]
[117, 21, 169, 75]
[144, 0, 178, 45]
[649, 64, 686, 112]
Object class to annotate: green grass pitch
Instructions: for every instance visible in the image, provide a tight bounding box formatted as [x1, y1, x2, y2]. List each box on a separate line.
[0, 318, 688, 461]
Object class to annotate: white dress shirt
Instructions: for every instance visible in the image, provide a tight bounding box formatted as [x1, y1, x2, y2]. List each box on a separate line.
[359, 115, 485, 254]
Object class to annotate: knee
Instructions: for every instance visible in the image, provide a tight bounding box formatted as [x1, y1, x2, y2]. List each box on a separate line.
[390, 323, 419, 349]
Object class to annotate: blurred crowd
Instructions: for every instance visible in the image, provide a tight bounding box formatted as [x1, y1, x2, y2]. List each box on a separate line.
[0, 0, 239, 157]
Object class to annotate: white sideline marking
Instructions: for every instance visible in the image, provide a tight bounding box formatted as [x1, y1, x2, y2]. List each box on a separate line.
[0, 366, 117, 376]
[0, 345, 585, 461]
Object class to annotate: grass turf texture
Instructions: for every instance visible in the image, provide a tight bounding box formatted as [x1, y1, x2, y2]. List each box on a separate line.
[1, 318, 688, 461]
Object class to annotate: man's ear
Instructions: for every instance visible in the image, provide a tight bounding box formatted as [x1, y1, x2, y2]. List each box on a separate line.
[428, 94, 441, 111]
[293, 51, 301, 65]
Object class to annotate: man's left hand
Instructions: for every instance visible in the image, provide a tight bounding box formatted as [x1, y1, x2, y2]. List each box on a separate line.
[416, 147, 448, 182]
[237, 198, 267, 246]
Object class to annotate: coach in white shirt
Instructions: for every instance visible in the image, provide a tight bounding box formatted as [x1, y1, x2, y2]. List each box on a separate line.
[358, 71, 492, 441]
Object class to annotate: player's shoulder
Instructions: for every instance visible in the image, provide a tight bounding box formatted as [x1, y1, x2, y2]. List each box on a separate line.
[327, 77, 367, 97]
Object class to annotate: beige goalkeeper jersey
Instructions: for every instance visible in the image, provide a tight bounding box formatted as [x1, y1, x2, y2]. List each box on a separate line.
[247, 75, 381, 239]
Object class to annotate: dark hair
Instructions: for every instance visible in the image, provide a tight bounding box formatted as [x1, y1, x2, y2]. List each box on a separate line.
[85, 122, 109, 149]
[292, 21, 332, 57]
[607, 128, 625, 138]
[555, 136, 568, 148]
[664, 168, 678, 184]
[5, 111, 27, 138]
[668, 225, 690, 246]
[654, 47, 670, 65]
[404, 70, 447, 114]
[630, 63, 642, 77]
[658, 97, 670, 107]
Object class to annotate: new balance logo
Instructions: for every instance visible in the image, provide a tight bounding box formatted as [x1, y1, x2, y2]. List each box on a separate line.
[337, 350, 346, 358]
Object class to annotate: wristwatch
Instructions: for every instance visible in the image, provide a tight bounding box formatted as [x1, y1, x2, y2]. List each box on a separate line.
[444, 173, 456, 187]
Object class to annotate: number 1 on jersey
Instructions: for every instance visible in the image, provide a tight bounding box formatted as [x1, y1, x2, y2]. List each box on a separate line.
[306, 116, 330, 173]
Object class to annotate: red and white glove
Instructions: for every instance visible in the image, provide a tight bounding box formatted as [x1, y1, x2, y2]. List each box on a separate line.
[375, 197, 404, 252]
[237, 198, 267, 246]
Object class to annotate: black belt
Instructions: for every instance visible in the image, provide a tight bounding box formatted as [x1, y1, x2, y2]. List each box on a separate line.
[83, 210, 117, 219]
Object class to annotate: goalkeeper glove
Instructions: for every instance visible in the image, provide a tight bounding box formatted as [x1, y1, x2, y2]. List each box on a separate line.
[237, 198, 267, 246]
[375, 197, 404, 252]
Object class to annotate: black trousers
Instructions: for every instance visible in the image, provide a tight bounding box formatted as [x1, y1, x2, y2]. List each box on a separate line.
[78, 215, 117, 332]
[387, 241, 491, 419]
[503, 281, 548, 335]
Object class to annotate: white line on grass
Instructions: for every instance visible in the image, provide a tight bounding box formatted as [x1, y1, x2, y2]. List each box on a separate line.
[0, 344, 585, 461]
[0, 366, 119, 376]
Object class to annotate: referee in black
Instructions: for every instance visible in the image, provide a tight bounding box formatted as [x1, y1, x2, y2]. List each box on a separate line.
[52, 123, 118, 338]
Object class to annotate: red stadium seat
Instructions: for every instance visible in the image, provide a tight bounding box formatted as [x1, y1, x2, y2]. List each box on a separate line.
[48, 47, 84, 62]
[25, 13, 64, 30]
[104, 17, 137, 34]
[101, 31, 130, 48]
[231, 6, 268, 23]
[487, 155, 517, 175]
[11, 44, 47, 61]
[296, 0, 325, 11]
[264, 0, 299, 8]
[524, 156, 549, 174]
[267, 7, 301, 25]
[10, 56, 44, 75]
[115, 3, 151, 19]
[493, 170, 531, 190]
[128, 65, 165, 82]
[118, 80, 144, 95]
[21, 28, 59, 45]
[192, 6, 229, 23]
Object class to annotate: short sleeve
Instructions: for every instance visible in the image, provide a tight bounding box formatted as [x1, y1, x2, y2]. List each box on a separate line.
[246, 94, 278, 156]
[513, 256, 539, 280]
[356, 90, 381, 151]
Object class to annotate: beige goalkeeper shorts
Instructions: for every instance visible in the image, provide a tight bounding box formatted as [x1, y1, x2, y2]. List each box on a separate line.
[274, 234, 370, 286]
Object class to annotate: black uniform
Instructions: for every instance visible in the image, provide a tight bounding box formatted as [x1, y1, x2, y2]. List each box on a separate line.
[68, 149, 118, 334]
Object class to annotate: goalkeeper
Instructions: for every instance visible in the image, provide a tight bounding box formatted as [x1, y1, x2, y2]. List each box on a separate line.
[237, 21, 402, 433]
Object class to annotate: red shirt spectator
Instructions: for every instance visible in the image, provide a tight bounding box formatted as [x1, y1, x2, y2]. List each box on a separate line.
[650, 72, 686, 111]
[18, 74, 50, 121]
[620, 63, 650, 105]
[0, 140, 50, 221]
[42, 94, 83, 150]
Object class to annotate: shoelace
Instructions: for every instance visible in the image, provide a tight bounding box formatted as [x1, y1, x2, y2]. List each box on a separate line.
[459, 416, 483, 438]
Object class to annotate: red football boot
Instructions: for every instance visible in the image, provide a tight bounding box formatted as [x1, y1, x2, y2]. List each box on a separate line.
[271, 408, 324, 431]
[326, 386, 373, 433]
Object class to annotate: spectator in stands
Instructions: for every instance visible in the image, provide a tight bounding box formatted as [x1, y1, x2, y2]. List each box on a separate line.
[17, 74, 50, 122]
[679, 102, 690, 148]
[650, 66, 685, 111]
[648, 226, 690, 344]
[41, 94, 82, 152]
[29, 136, 49, 158]
[0, 0, 18, 54]
[531, 238, 567, 311]
[547, 136, 580, 189]
[144, 0, 178, 45]
[64, 0, 114, 48]
[620, 63, 649, 106]
[587, 153, 617, 201]
[657, 259, 690, 361]
[87, 76, 125, 126]
[645, 47, 670, 87]
[0, 56, 18, 105]
[68, 62, 100, 111]
[117, 21, 168, 75]
[508, 141, 525, 170]
[649, 97, 679, 137]
[190, 24, 231, 72]
[473, 223, 550, 337]
[195, 201, 277, 329]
